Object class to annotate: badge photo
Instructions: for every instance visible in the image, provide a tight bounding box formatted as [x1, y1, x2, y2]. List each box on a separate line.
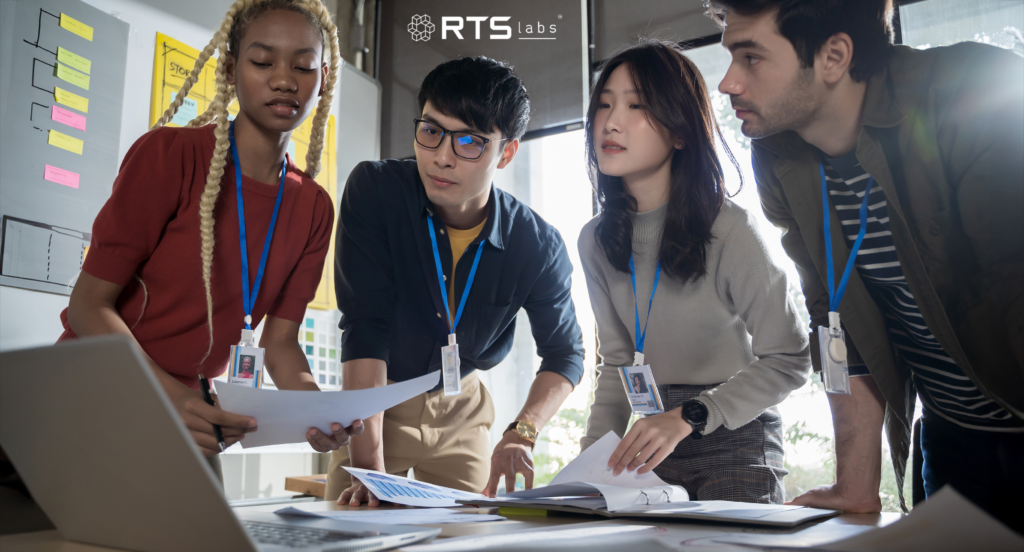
[618, 364, 664, 414]
[228, 345, 264, 388]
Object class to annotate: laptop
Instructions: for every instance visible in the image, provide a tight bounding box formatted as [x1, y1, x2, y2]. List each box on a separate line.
[0, 335, 440, 552]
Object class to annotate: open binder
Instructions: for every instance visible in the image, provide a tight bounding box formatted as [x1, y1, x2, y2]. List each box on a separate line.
[458, 432, 840, 528]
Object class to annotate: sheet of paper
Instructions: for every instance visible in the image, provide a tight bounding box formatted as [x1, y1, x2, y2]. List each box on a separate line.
[343, 467, 486, 508]
[54, 87, 88, 113]
[214, 371, 439, 448]
[275, 506, 503, 525]
[718, 487, 1024, 551]
[48, 130, 84, 155]
[52, 105, 87, 131]
[57, 47, 91, 74]
[404, 522, 661, 551]
[60, 13, 93, 41]
[43, 165, 80, 188]
[550, 431, 669, 489]
[55, 63, 90, 91]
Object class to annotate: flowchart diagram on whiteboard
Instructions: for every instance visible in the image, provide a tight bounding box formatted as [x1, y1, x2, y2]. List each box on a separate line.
[0, 0, 128, 294]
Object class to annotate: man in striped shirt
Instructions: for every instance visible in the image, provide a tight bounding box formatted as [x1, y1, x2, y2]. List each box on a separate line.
[709, 0, 1024, 532]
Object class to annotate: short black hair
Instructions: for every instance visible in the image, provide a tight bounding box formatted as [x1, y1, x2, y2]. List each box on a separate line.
[706, 0, 894, 82]
[417, 56, 531, 140]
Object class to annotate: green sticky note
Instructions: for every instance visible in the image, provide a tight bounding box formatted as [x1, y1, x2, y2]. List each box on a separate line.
[319, 347, 326, 357]
[57, 47, 91, 74]
[305, 331, 314, 342]
[329, 349, 336, 359]
[55, 63, 90, 91]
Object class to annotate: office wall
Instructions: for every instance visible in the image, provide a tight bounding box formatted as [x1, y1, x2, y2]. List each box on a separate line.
[0, 0, 354, 501]
[0, 0, 346, 356]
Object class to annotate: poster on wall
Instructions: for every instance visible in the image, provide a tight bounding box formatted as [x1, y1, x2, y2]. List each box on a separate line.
[150, 33, 339, 311]
[0, 0, 128, 294]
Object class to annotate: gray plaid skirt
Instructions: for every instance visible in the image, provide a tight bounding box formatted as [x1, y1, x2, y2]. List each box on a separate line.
[650, 383, 787, 504]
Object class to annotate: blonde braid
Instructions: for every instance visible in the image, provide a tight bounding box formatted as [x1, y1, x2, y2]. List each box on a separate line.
[197, 0, 252, 364]
[152, 37, 218, 130]
[302, 0, 340, 178]
[187, 87, 236, 128]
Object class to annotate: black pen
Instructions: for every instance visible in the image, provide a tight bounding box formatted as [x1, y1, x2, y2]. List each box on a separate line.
[198, 375, 227, 452]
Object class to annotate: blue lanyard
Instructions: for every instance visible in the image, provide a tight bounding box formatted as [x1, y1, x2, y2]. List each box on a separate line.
[230, 122, 286, 330]
[820, 159, 874, 312]
[427, 216, 485, 335]
[629, 253, 661, 355]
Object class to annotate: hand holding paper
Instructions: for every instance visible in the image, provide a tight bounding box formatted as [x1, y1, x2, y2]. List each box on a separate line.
[214, 371, 440, 448]
[609, 410, 692, 475]
[551, 431, 670, 488]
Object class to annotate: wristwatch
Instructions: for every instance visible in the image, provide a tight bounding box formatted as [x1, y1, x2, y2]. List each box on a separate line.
[680, 399, 708, 440]
[505, 420, 538, 448]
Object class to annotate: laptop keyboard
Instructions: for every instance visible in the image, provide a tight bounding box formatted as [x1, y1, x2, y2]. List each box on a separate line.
[242, 520, 380, 548]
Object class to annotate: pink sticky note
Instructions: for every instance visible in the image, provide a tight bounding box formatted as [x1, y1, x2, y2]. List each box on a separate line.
[44, 164, 80, 188]
[51, 105, 87, 131]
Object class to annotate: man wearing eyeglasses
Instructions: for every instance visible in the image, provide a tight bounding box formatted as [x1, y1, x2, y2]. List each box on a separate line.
[327, 56, 585, 506]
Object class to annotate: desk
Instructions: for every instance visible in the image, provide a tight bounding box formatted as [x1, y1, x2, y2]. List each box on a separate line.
[0, 505, 903, 551]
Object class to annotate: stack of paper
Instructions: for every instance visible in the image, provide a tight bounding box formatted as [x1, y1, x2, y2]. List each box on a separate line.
[457, 431, 840, 527]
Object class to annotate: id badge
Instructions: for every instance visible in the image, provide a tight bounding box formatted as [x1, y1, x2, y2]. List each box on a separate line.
[619, 364, 664, 414]
[228, 345, 265, 388]
[441, 335, 461, 396]
[818, 325, 851, 395]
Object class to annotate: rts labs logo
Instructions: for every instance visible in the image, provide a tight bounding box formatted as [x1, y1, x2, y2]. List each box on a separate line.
[408, 14, 435, 42]
[408, 13, 559, 42]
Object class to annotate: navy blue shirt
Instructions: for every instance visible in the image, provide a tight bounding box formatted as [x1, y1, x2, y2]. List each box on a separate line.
[335, 159, 585, 389]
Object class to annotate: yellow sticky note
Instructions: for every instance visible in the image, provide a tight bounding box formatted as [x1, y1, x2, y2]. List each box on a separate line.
[54, 87, 88, 113]
[57, 47, 91, 74]
[55, 63, 90, 91]
[60, 13, 93, 41]
[48, 129, 84, 155]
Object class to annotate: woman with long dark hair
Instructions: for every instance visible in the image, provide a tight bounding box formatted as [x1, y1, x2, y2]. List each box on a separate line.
[578, 39, 811, 503]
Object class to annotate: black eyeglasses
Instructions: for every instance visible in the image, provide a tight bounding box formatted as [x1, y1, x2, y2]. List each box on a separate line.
[413, 118, 508, 160]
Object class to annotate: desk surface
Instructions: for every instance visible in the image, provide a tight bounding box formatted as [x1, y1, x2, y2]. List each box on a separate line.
[0, 503, 903, 551]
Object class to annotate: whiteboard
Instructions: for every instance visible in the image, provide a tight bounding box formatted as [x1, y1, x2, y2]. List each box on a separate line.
[336, 58, 382, 190]
[0, 0, 128, 295]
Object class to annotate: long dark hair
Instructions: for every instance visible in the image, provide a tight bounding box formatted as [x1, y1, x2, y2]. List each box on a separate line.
[587, 38, 740, 282]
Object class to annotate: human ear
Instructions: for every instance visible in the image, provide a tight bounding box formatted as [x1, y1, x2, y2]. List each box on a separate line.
[820, 32, 855, 85]
[496, 139, 519, 169]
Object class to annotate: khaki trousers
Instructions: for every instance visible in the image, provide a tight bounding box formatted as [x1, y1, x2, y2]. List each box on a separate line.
[325, 372, 495, 500]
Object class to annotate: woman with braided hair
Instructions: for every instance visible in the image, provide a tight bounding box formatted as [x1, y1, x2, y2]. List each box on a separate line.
[58, 0, 362, 457]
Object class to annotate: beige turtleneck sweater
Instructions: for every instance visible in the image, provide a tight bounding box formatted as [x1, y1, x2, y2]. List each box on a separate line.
[578, 199, 811, 449]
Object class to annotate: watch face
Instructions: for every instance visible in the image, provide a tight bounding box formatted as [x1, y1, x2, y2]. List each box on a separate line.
[518, 421, 538, 440]
[683, 401, 708, 424]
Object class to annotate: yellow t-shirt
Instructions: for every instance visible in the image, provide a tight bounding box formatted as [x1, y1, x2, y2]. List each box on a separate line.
[446, 218, 487, 322]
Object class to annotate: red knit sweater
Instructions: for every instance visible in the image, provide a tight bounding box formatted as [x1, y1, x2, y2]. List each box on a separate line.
[58, 125, 334, 389]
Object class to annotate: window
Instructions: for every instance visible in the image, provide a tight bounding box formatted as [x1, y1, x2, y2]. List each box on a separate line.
[900, 0, 1023, 53]
[481, 129, 597, 482]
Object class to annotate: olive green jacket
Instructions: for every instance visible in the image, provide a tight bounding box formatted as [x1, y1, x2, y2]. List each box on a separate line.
[751, 43, 1024, 509]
